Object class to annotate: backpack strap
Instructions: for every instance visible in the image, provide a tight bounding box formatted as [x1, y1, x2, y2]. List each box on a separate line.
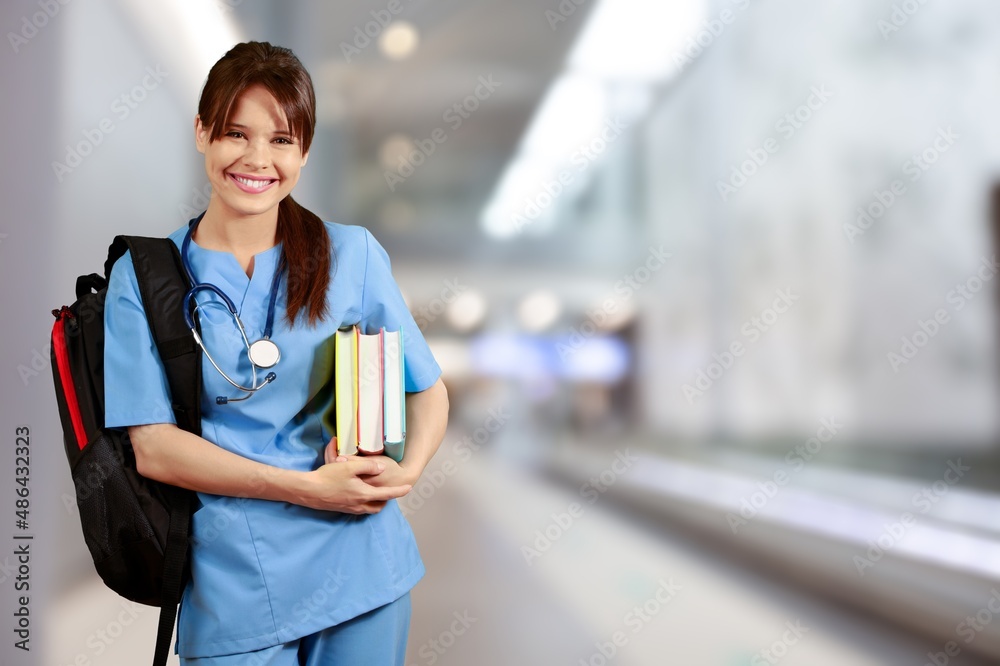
[151, 489, 191, 666]
[108, 236, 200, 666]
[110, 236, 202, 435]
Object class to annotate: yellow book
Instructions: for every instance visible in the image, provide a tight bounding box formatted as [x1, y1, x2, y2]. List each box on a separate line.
[334, 326, 358, 456]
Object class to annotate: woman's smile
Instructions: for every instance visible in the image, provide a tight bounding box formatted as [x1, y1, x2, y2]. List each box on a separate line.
[227, 171, 278, 193]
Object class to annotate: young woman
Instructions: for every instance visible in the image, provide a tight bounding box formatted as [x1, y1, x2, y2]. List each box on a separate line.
[103, 41, 449, 665]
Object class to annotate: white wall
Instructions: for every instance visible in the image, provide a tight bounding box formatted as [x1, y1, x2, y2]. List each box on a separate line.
[632, 0, 1000, 446]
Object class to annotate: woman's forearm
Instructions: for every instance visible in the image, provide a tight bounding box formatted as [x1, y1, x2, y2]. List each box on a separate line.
[128, 423, 412, 514]
[128, 423, 309, 504]
[399, 377, 450, 482]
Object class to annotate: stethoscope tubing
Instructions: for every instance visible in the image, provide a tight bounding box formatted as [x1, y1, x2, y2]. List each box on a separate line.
[181, 212, 282, 403]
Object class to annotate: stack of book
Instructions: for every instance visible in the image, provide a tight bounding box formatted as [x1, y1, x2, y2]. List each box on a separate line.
[334, 325, 406, 462]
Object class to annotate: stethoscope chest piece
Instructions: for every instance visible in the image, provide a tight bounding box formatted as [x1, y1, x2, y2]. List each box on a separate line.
[182, 212, 285, 404]
[248, 338, 280, 368]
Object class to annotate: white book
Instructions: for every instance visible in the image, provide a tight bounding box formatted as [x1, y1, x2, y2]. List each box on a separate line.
[356, 328, 384, 455]
[383, 329, 405, 462]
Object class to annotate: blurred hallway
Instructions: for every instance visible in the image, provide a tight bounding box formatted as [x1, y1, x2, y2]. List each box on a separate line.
[7, 1, 1000, 664]
[407, 441, 998, 666]
[49, 439, 996, 665]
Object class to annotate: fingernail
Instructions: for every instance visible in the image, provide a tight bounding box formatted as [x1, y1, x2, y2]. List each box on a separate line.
[377, 463, 385, 471]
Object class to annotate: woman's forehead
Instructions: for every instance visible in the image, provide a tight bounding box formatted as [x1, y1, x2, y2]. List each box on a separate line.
[228, 85, 291, 131]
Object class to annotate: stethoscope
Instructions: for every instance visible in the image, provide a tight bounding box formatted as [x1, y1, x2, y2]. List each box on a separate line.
[181, 212, 282, 404]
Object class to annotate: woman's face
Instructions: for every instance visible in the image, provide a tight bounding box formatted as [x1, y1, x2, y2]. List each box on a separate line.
[195, 84, 309, 223]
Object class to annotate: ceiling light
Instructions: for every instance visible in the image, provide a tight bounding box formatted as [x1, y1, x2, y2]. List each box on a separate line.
[446, 289, 488, 333]
[518, 290, 562, 332]
[379, 133, 416, 171]
[379, 21, 419, 60]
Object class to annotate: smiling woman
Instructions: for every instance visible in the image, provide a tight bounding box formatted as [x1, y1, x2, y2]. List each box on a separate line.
[100, 41, 449, 665]
[191, 42, 328, 321]
[194, 84, 310, 275]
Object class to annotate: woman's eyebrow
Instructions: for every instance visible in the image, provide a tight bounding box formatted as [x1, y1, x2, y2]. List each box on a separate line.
[226, 122, 292, 134]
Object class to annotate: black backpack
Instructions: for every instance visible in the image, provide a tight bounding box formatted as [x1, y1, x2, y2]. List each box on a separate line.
[50, 236, 201, 666]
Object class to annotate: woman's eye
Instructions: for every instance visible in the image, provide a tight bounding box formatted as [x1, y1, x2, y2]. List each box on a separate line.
[226, 131, 245, 139]
[274, 137, 293, 145]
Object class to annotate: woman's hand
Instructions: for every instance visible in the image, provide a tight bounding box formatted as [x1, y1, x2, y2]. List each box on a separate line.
[324, 437, 343, 465]
[356, 454, 417, 488]
[301, 444, 412, 514]
[323, 437, 419, 488]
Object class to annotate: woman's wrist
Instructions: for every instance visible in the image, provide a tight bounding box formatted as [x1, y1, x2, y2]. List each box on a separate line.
[248, 464, 315, 507]
[397, 457, 425, 486]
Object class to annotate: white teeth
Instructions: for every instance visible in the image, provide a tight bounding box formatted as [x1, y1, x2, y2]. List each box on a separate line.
[233, 175, 272, 189]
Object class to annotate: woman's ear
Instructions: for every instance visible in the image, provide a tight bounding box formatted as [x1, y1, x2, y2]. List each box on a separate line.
[194, 115, 209, 154]
[301, 150, 309, 168]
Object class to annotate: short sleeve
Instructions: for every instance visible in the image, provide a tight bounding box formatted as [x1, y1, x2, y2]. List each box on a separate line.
[360, 229, 442, 393]
[103, 250, 177, 428]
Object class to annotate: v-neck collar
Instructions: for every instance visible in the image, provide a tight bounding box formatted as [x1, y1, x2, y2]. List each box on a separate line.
[187, 237, 282, 285]
[186, 238, 284, 320]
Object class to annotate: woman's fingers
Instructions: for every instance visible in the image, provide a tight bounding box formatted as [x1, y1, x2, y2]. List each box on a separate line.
[308, 455, 410, 512]
[348, 457, 386, 477]
[323, 437, 339, 464]
[363, 483, 412, 502]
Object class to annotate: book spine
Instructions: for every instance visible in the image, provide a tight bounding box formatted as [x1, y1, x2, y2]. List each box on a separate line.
[354, 326, 360, 449]
[379, 328, 385, 447]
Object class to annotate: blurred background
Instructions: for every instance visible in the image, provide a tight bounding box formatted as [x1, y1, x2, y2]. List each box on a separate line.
[3, 0, 1000, 664]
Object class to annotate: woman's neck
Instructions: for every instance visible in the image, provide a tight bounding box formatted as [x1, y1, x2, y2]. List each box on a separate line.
[195, 202, 279, 277]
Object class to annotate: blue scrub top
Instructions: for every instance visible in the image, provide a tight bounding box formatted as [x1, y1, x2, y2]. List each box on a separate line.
[103, 219, 441, 658]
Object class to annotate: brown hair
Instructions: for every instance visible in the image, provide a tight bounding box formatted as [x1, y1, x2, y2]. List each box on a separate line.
[198, 41, 332, 326]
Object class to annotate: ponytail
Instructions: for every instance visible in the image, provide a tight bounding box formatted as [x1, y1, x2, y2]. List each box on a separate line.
[277, 196, 333, 326]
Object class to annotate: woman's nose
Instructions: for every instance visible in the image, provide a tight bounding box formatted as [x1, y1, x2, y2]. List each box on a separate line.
[242, 139, 270, 168]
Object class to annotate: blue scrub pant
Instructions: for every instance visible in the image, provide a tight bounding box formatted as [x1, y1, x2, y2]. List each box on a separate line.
[180, 592, 411, 666]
